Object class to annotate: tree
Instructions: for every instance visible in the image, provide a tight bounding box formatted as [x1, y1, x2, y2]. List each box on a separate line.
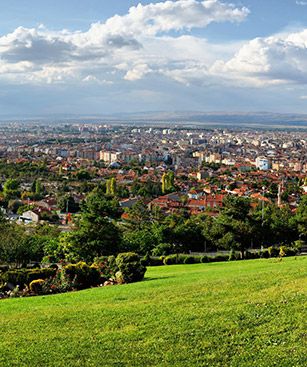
[67, 217, 121, 261]
[61, 187, 122, 261]
[3, 179, 20, 199]
[122, 225, 162, 255]
[210, 196, 254, 258]
[171, 218, 206, 253]
[161, 171, 175, 194]
[76, 170, 92, 181]
[0, 223, 27, 264]
[106, 177, 116, 196]
[31, 179, 44, 196]
[252, 203, 297, 246]
[295, 195, 307, 240]
[126, 200, 150, 229]
[222, 196, 251, 221]
[82, 186, 121, 219]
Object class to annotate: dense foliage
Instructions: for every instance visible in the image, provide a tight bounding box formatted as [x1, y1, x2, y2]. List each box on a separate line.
[0, 252, 146, 298]
[0, 182, 306, 265]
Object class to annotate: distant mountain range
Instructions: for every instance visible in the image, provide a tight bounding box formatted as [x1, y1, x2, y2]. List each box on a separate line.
[1, 111, 307, 129]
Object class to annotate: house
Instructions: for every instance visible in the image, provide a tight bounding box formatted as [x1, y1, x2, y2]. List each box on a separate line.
[20, 210, 40, 224]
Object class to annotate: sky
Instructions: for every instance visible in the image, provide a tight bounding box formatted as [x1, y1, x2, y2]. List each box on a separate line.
[1, 0, 307, 116]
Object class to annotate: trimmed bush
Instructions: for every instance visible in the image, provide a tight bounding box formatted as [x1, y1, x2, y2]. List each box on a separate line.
[245, 251, 260, 260]
[201, 255, 210, 263]
[163, 255, 177, 265]
[141, 253, 151, 266]
[29, 279, 45, 294]
[147, 257, 164, 266]
[115, 252, 146, 283]
[0, 268, 56, 289]
[268, 246, 279, 258]
[63, 262, 101, 289]
[260, 249, 270, 258]
[212, 254, 229, 262]
[183, 256, 195, 264]
[27, 269, 56, 284]
[279, 246, 298, 257]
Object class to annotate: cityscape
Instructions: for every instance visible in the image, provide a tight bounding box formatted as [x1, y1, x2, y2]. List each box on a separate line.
[0, 1, 306, 366]
[0, 121, 306, 225]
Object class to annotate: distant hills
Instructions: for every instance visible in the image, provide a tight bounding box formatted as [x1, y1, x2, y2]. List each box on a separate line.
[1, 111, 307, 129]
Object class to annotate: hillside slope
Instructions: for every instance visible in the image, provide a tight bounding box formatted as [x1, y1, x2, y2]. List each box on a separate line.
[0, 257, 306, 367]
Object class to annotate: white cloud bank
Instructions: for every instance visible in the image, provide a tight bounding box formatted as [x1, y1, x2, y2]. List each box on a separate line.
[0, 0, 248, 84]
[0, 0, 307, 90]
[213, 29, 307, 86]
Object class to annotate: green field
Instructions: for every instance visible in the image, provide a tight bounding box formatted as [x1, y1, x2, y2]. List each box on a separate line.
[0, 257, 306, 367]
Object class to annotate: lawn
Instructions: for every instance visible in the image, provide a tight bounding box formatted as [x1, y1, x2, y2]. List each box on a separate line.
[0, 257, 306, 367]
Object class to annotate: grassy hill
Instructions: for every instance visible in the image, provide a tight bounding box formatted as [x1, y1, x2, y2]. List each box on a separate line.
[0, 257, 306, 367]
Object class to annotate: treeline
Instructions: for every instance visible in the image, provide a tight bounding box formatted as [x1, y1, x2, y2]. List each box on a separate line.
[0, 185, 306, 265]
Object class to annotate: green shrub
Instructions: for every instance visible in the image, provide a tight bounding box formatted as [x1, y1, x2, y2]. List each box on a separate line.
[27, 269, 56, 284]
[148, 257, 164, 266]
[193, 256, 202, 263]
[115, 252, 146, 283]
[63, 262, 101, 289]
[163, 255, 177, 265]
[212, 254, 229, 262]
[141, 253, 151, 266]
[200, 255, 210, 263]
[260, 249, 270, 258]
[279, 246, 298, 257]
[29, 279, 45, 294]
[0, 268, 56, 289]
[245, 251, 260, 260]
[268, 246, 279, 258]
[93, 255, 119, 279]
[183, 256, 195, 264]
[177, 255, 187, 264]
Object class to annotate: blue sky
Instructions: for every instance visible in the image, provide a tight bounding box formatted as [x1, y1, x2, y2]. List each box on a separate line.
[0, 0, 307, 116]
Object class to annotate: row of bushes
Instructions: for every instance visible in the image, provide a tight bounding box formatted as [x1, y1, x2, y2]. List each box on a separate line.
[141, 253, 230, 266]
[141, 246, 299, 266]
[0, 252, 146, 297]
[0, 268, 56, 289]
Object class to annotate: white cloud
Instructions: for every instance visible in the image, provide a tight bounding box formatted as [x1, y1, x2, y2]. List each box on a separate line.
[0, 0, 248, 84]
[124, 64, 151, 81]
[1, 0, 307, 93]
[212, 29, 307, 86]
[101, 0, 249, 36]
[296, 1, 307, 5]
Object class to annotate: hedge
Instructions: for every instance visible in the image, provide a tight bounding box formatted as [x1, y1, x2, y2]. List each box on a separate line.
[0, 268, 56, 289]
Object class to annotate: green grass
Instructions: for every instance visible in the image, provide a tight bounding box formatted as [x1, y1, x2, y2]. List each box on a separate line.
[0, 257, 306, 367]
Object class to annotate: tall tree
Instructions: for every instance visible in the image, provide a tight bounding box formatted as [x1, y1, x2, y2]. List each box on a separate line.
[295, 195, 307, 240]
[162, 171, 175, 194]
